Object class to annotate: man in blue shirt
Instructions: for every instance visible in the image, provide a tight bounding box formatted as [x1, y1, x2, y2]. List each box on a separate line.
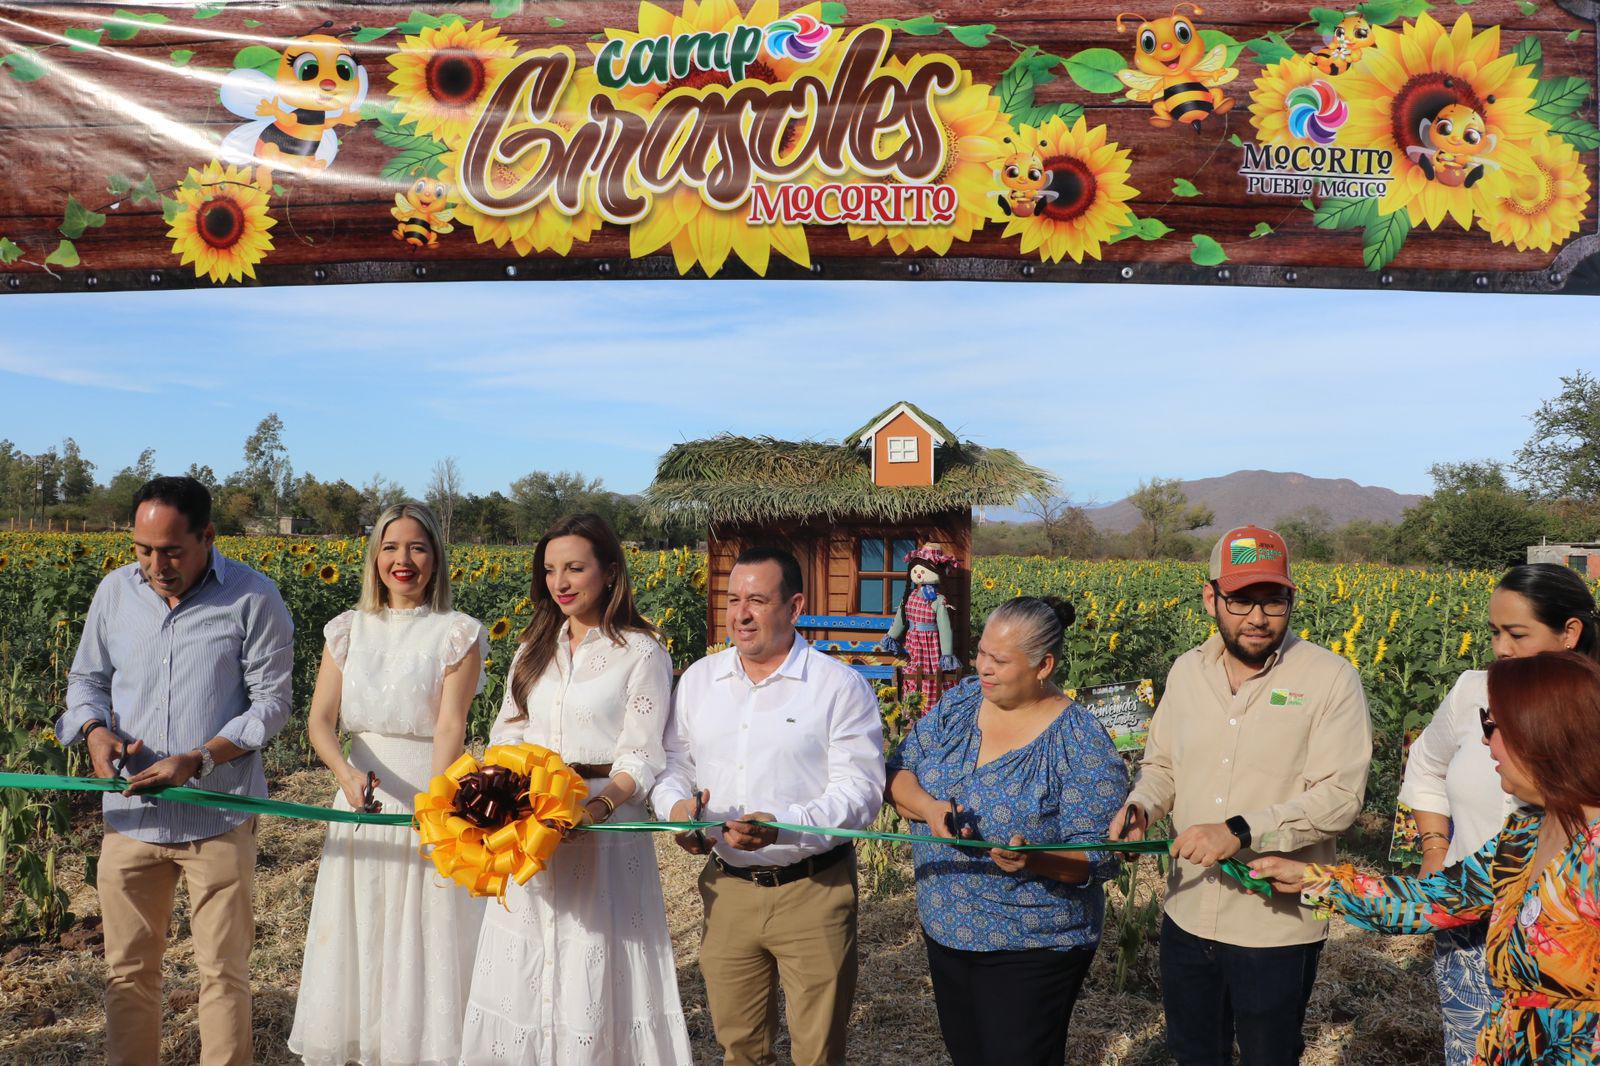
[56, 476, 293, 1066]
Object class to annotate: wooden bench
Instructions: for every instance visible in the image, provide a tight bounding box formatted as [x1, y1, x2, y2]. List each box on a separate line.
[797, 614, 897, 681]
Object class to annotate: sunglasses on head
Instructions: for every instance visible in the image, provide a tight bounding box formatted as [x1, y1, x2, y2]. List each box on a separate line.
[1479, 706, 1497, 741]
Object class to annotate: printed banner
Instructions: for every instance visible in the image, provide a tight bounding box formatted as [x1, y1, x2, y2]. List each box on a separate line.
[1069, 678, 1156, 751]
[1, 0, 1596, 294]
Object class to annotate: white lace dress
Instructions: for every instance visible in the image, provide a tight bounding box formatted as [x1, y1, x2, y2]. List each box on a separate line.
[460, 624, 692, 1065]
[289, 606, 489, 1066]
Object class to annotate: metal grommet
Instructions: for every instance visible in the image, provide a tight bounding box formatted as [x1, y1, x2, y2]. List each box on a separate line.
[1549, 272, 1563, 286]
[1284, 271, 1297, 283]
[312, 268, 327, 282]
[1216, 268, 1231, 281]
[597, 261, 612, 275]
[413, 265, 428, 278]
[8, 276, 22, 290]
[906, 262, 922, 275]
[1474, 274, 1489, 288]
[1020, 264, 1035, 278]
[85, 275, 99, 288]
[1120, 266, 1134, 280]
[809, 263, 824, 275]
[505, 265, 519, 278]
[147, 272, 161, 285]
[1380, 273, 1394, 286]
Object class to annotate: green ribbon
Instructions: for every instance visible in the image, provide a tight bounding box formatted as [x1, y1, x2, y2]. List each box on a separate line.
[0, 771, 1271, 896]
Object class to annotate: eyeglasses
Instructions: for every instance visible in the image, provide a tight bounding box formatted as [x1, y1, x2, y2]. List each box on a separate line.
[1212, 583, 1293, 617]
[1479, 706, 1497, 741]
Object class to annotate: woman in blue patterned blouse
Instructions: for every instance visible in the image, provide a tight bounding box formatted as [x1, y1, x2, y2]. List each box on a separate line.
[887, 595, 1130, 1066]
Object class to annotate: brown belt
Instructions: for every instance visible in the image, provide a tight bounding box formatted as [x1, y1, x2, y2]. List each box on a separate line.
[711, 843, 853, 887]
[568, 762, 612, 779]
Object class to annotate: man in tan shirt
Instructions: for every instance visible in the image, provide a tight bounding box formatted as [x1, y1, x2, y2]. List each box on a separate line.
[1111, 525, 1371, 1066]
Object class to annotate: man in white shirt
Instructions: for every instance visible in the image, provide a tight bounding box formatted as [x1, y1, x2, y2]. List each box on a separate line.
[653, 546, 885, 1066]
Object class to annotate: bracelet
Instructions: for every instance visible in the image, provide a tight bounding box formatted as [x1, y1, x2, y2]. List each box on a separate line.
[80, 720, 106, 742]
[589, 795, 616, 822]
[1421, 843, 1449, 854]
[1419, 831, 1451, 845]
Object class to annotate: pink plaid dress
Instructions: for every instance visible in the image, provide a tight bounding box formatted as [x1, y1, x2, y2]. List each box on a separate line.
[902, 589, 944, 706]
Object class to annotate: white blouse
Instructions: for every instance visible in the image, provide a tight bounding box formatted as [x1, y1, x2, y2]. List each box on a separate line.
[1397, 669, 1521, 865]
[324, 607, 487, 737]
[488, 622, 672, 794]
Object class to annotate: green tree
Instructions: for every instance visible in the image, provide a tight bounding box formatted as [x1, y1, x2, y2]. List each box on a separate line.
[360, 474, 410, 527]
[509, 470, 605, 539]
[59, 438, 96, 502]
[1276, 507, 1335, 562]
[241, 413, 291, 521]
[298, 476, 364, 534]
[1516, 370, 1600, 502]
[1401, 462, 1550, 570]
[1128, 477, 1214, 558]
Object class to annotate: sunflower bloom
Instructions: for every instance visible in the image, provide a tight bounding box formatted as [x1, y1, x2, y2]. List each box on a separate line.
[1478, 131, 1591, 251]
[1458, 631, 1473, 657]
[1001, 116, 1138, 264]
[388, 20, 520, 149]
[848, 65, 1010, 255]
[319, 564, 340, 585]
[1249, 55, 1346, 146]
[166, 161, 276, 284]
[489, 616, 512, 641]
[1336, 13, 1542, 230]
[301, 560, 317, 577]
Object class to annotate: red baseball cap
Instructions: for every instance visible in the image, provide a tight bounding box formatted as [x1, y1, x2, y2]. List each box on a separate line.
[1208, 525, 1295, 594]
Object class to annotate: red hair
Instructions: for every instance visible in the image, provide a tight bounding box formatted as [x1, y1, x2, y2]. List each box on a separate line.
[1487, 651, 1600, 839]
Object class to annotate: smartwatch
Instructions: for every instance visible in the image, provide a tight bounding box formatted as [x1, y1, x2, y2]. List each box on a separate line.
[1225, 815, 1252, 850]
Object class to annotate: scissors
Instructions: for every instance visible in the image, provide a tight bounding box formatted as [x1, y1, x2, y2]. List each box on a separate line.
[357, 771, 382, 814]
[691, 789, 708, 851]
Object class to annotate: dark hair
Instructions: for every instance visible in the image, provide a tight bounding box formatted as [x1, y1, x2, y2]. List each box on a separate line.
[1497, 563, 1599, 661]
[507, 513, 655, 721]
[985, 595, 1076, 667]
[893, 553, 952, 616]
[1487, 651, 1600, 839]
[733, 546, 803, 601]
[131, 476, 211, 534]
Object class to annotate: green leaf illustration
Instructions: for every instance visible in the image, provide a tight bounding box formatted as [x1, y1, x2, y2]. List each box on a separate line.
[192, 3, 226, 18]
[352, 26, 394, 42]
[1111, 216, 1173, 242]
[1190, 234, 1228, 266]
[2, 50, 47, 82]
[1310, 7, 1347, 32]
[1246, 33, 1296, 65]
[490, 0, 523, 17]
[233, 45, 282, 75]
[60, 196, 108, 240]
[243, 19, 263, 28]
[1548, 114, 1600, 150]
[397, 9, 449, 34]
[170, 49, 195, 66]
[1567, 28, 1582, 42]
[381, 143, 449, 181]
[131, 175, 160, 206]
[1362, 207, 1409, 271]
[104, 9, 169, 41]
[1228, 133, 1244, 147]
[821, 2, 849, 24]
[1532, 76, 1590, 119]
[546, 16, 568, 27]
[1513, 36, 1542, 78]
[160, 196, 182, 224]
[1199, 29, 1244, 65]
[1516, 1, 1537, 15]
[1249, 222, 1274, 238]
[1354, 0, 1425, 24]
[1314, 196, 1378, 230]
[948, 23, 997, 47]
[876, 15, 944, 35]
[0, 238, 22, 265]
[1063, 48, 1126, 94]
[64, 27, 103, 51]
[1172, 178, 1201, 197]
[107, 175, 132, 196]
[44, 240, 80, 268]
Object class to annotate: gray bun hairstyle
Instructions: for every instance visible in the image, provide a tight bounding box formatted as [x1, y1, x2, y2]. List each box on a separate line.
[985, 595, 1077, 667]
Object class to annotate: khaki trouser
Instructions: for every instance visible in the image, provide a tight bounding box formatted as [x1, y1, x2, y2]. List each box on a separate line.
[697, 853, 858, 1066]
[97, 819, 257, 1066]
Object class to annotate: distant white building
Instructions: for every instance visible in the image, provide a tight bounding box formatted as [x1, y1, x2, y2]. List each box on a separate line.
[1527, 541, 1600, 577]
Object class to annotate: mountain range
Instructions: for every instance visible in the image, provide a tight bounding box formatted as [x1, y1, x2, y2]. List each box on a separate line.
[1077, 470, 1425, 536]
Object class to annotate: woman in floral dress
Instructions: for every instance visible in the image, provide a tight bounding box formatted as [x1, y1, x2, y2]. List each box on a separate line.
[1253, 651, 1600, 1064]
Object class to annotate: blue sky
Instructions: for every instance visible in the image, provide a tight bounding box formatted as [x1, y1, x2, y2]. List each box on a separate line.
[0, 280, 1594, 506]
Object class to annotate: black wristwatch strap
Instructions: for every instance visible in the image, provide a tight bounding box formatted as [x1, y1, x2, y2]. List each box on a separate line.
[1225, 815, 1252, 849]
[80, 720, 107, 743]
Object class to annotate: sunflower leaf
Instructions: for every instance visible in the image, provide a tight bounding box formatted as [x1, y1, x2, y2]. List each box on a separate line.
[1062, 48, 1127, 94]
[1548, 114, 1600, 150]
[1513, 36, 1543, 78]
[1362, 208, 1409, 271]
[1310, 7, 1347, 33]
[2, 50, 47, 82]
[103, 9, 169, 40]
[1313, 196, 1378, 230]
[1110, 216, 1173, 242]
[821, 2, 849, 24]
[64, 27, 103, 51]
[44, 240, 79, 268]
[352, 26, 395, 42]
[381, 143, 449, 181]
[233, 44, 281, 75]
[1190, 234, 1228, 266]
[489, 0, 523, 17]
[1199, 29, 1244, 66]
[373, 124, 435, 149]
[1246, 32, 1297, 65]
[1019, 101, 1084, 128]
[60, 197, 108, 240]
[1172, 178, 1201, 197]
[1249, 222, 1274, 238]
[0, 238, 21, 265]
[875, 16, 945, 35]
[397, 9, 447, 33]
[947, 23, 997, 47]
[1532, 76, 1590, 119]
[130, 174, 160, 206]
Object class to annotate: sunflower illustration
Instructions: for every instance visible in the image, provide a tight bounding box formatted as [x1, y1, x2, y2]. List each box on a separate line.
[388, 20, 520, 149]
[847, 64, 1010, 255]
[442, 68, 605, 256]
[1249, 55, 1345, 146]
[1478, 131, 1591, 252]
[319, 564, 340, 585]
[1336, 13, 1542, 230]
[593, 0, 837, 275]
[1000, 116, 1137, 264]
[166, 161, 276, 284]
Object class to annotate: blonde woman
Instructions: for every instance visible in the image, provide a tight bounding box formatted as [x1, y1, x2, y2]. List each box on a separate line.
[289, 503, 488, 1066]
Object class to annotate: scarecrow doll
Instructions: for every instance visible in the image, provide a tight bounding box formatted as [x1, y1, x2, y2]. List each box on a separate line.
[878, 545, 961, 706]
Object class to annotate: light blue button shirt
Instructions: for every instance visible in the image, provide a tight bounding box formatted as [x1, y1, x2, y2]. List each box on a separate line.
[56, 548, 294, 843]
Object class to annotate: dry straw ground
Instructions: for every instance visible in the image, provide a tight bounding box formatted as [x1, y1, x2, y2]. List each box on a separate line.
[1, 771, 1447, 1066]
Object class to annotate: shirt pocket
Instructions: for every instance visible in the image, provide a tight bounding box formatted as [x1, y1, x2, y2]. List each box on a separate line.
[1237, 701, 1313, 778]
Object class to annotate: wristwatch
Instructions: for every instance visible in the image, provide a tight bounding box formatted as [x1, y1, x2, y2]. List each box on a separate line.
[1225, 815, 1252, 850]
[193, 746, 216, 779]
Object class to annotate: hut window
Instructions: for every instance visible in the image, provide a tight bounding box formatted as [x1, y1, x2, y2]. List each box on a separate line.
[857, 537, 915, 614]
[887, 436, 919, 463]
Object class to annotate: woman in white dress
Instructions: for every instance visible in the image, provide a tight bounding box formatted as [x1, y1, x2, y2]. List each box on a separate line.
[289, 502, 488, 1066]
[461, 512, 692, 1065]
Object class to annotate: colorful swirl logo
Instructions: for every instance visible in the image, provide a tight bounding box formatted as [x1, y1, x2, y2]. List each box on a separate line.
[764, 13, 830, 61]
[1285, 80, 1347, 145]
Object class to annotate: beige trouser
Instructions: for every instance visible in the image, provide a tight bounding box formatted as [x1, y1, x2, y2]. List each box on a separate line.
[97, 819, 257, 1066]
[697, 852, 858, 1066]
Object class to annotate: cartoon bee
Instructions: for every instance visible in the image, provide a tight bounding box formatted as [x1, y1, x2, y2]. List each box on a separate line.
[1310, 14, 1374, 76]
[1406, 104, 1498, 188]
[391, 177, 456, 247]
[994, 134, 1059, 218]
[1116, 4, 1238, 130]
[219, 34, 368, 182]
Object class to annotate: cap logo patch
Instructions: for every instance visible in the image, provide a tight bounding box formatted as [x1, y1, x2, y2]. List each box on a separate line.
[1229, 537, 1283, 565]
